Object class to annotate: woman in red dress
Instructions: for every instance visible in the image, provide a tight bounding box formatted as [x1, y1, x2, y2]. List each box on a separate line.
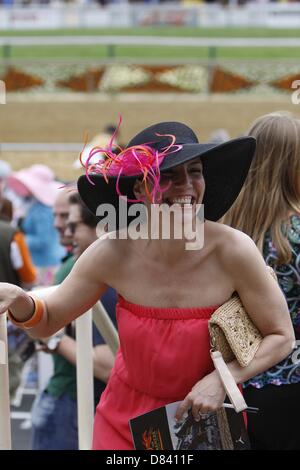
[0, 121, 295, 449]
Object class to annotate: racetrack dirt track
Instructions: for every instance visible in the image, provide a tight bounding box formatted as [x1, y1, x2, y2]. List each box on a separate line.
[1, 94, 299, 182]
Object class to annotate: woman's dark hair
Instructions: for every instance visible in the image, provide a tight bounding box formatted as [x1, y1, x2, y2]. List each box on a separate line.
[69, 192, 98, 228]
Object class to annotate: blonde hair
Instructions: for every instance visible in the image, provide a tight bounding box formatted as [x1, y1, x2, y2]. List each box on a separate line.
[222, 112, 300, 264]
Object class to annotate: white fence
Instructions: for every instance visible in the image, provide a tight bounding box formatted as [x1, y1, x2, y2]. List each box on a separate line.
[2, 35, 300, 48]
[0, 3, 300, 30]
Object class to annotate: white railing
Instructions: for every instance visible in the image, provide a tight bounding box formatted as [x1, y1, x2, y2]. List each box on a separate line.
[0, 314, 11, 450]
[1, 35, 300, 48]
[0, 285, 119, 450]
[0, 143, 83, 152]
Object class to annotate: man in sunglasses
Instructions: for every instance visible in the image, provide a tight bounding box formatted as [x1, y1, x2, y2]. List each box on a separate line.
[65, 193, 100, 260]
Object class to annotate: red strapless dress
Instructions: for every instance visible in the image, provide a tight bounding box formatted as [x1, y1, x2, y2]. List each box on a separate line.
[92, 295, 219, 450]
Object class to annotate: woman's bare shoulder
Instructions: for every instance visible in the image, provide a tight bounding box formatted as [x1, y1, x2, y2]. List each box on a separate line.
[207, 223, 269, 289]
[72, 231, 131, 282]
[207, 220, 253, 245]
[91, 231, 130, 260]
[206, 221, 262, 266]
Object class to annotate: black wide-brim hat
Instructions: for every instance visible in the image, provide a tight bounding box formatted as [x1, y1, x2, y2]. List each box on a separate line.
[78, 121, 255, 226]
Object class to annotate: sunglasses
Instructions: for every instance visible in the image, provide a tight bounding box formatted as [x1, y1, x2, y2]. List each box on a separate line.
[66, 221, 83, 235]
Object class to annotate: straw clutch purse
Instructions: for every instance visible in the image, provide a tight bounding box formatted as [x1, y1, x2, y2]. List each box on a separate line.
[209, 266, 277, 367]
[208, 266, 277, 413]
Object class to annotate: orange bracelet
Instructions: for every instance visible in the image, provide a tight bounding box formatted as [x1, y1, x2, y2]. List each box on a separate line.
[8, 296, 45, 330]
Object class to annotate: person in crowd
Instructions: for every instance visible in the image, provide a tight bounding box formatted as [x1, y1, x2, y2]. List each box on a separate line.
[7, 164, 65, 285]
[73, 123, 119, 170]
[0, 217, 36, 399]
[53, 187, 74, 256]
[30, 189, 116, 450]
[208, 128, 230, 144]
[0, 160, 13, 223]
[222, 112, 300, 450]
[0, 219, 36, 288]
[0, 121, 294, 450]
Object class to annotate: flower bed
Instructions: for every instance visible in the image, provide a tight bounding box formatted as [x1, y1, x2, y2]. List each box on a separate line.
[2, 63, 300, 95]
[56, 68, 105, 92]
[210, 67, 257, 93]
[270, 73, 300, 91]
[1, 67, 44, 91]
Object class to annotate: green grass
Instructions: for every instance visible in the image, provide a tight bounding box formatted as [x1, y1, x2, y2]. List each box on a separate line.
[2, 27, 300, 37]
[1, 27, 300, 60]
[5, 45, 300, 60]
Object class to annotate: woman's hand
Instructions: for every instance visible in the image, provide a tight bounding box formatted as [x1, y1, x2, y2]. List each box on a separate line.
[0, 283, 23, 314]
[0, 282, 34, 320]
[175, 370, 226, 422]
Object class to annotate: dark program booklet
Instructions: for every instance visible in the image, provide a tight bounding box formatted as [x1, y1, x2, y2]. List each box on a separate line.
[129, 401, 250, 450]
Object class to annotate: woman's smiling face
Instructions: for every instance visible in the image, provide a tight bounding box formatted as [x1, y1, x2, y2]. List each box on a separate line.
[159, 158, 205, 207]
[132, 158, 205, 238]
[133, 157, 205, 207]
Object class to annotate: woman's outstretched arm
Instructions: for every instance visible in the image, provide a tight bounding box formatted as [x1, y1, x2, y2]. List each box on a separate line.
[0, 238, 113, 338]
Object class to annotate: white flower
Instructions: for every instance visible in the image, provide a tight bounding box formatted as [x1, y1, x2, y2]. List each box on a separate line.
[99, 65, 150, 92]
[157, 66, 208, 92]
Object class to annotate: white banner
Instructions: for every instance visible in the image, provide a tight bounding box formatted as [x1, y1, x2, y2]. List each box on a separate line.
[0, 4, 300, 30]
[1, 7, 63, 30]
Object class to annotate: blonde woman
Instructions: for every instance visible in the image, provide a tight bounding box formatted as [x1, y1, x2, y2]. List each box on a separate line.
[222, 112, 300, 450]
